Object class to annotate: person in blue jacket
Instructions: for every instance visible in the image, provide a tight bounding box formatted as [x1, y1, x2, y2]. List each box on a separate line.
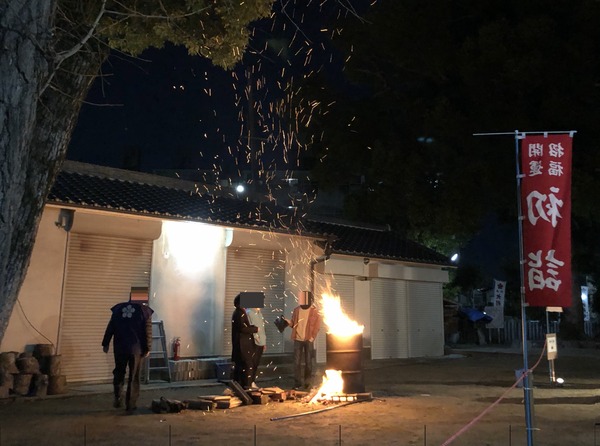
[102, 298, 153, 412]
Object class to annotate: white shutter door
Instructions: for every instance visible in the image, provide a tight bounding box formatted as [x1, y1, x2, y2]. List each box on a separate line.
[314, 274, 355, 364]
[371, 279, 408, 359]
[408, 281, 444, 357]
[223, 248, 286, 356]
[59, 233, 152, 382]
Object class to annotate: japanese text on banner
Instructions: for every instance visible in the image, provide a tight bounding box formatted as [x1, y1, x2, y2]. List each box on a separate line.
[520, 134, 572, 307]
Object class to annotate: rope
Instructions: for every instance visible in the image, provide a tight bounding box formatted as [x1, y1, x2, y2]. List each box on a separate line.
[440, 342, 547, 446]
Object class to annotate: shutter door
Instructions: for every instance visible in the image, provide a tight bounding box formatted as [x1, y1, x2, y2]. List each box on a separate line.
[408, 281, 444, 357]
[223, 248, 286, 356]
[314, 274, 355, 364]
[59, 233, 152, 382]
[371, 278, 408, 359]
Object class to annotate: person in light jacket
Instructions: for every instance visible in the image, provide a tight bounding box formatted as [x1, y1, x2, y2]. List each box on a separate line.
[247, 306, 266, 388]
[285, 291, 321, 389]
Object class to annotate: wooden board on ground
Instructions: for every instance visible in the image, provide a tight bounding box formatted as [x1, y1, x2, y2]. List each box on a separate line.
[200, 395, 231, 402]
[226, 380, 253, 405]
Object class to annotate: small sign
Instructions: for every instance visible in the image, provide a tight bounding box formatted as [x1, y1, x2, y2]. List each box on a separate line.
[546, 333, 558, 360]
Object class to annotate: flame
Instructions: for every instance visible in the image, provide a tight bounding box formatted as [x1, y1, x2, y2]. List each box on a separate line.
[309, 369, 343, 403]
[321, 293, 364, 336]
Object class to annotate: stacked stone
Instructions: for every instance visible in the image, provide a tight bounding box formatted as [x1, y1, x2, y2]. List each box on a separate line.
[168, 358, 224, 381]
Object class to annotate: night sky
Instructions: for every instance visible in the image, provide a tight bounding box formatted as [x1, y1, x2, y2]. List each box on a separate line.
[68, 45, 239, 173]
[67, 1, 372, 180]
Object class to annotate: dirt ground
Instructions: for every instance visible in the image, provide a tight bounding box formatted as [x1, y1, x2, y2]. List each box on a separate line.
[1, 347, 599, 445]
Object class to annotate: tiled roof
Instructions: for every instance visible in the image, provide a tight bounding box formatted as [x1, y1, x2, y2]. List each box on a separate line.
[48, 167, 297, 231]
[47, 162, 451, 266]
[302, 219, 452, 266]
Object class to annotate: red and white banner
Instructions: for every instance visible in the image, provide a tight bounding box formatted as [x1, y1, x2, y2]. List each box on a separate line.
[520, 133, 572, 307]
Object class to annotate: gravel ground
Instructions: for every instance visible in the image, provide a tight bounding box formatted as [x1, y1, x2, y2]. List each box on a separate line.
[1, 347, 599, 445]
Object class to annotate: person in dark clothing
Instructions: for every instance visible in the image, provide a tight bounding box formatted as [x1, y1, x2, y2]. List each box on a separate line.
[102, 300, 153, 412]
[231, 294, 258, 389]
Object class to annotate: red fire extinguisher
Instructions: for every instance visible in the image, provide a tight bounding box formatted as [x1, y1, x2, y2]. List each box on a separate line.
[173, 337, 181, 361]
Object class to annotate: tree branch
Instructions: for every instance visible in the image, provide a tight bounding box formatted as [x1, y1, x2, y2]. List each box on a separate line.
[40, 0, 106, 97]
[56, 0, 106, 64]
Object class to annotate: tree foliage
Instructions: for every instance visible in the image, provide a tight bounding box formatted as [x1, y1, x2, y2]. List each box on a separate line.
[301, 0, 600, 278]
[303, 0, 600, 256]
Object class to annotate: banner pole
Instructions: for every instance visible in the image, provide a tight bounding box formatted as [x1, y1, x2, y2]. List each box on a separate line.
[514, 130, 535, 446]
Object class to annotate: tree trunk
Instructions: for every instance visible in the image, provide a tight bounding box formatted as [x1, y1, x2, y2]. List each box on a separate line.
[0, 1, 107, 343]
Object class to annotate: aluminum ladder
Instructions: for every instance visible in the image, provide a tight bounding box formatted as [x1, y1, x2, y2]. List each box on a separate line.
[144, 320, 171, 383]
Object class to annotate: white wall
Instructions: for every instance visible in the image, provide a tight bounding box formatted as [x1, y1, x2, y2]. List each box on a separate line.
[317, 256, 449, 284]
[354, 278, 371, 347]
[1, 208, 67, 353]
[150, 221, 228, 358]
[314, 254, 449, 359]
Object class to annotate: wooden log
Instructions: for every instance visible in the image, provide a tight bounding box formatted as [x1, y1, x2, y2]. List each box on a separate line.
[268, 391, 287, 402]
[47, 355, 62, 376]
[16, 356, 40, 374]
[0, 371, 14, 390]
[216, 397, 242, 409]
[184, 399, 215, 411]
[33, 344, 54, 359]
[48, 375, 67, 395]
[13, 374, 32, 396]
[32, 374, 49, 397]
[251, 393, 270, 405]
[0, 352, 19, 374]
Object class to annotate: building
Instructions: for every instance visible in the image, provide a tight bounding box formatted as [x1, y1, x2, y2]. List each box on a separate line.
[1, 161, 451, 382]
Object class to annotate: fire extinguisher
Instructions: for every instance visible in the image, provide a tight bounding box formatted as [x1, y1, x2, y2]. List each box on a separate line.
[173, 337, 181, 361]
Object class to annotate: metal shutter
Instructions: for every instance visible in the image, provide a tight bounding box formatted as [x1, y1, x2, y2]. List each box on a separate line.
[408, 281, 444, 357]
[222, 247, 286, 356]
[59, 233, 152, 382]
[314, 274, 355, 364]
[371, 278, 408, 359]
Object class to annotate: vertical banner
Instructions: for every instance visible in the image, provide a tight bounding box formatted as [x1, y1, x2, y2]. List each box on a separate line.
[520, 133, 572, 307]
[493, 279, 506, 307]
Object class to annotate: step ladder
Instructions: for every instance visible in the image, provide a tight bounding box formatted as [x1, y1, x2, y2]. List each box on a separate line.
[144, 320, 171, 383]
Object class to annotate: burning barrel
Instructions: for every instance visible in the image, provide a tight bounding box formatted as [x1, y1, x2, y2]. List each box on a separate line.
[326, 333, 365, 394]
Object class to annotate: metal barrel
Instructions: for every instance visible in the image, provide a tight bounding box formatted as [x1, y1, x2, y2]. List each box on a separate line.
[326, 333, 365, 394]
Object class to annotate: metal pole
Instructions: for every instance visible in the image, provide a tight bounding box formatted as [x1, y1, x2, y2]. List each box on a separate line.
[546, 310, 554, 383]
[514, 130, 535, 445]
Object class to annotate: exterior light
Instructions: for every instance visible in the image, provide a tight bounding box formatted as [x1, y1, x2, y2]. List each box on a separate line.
[235, 184, 245, 193]
[451, 253, 459, 262]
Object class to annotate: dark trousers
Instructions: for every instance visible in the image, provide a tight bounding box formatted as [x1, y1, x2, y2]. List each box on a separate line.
[232, 353, 254, 389]
[113, 353, 142, 409]
[293, 340, 313, 387]
[250, 344, 264, 385]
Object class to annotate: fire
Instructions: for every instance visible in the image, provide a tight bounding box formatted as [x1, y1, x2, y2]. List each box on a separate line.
[308, 293, 364, 404]
[321, 293, 364, 336]
[309, 369, 343, 403]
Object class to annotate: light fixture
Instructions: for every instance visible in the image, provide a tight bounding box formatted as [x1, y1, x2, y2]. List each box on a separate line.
[451, 253, 459, 262]
[235, 184, 245, 193]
